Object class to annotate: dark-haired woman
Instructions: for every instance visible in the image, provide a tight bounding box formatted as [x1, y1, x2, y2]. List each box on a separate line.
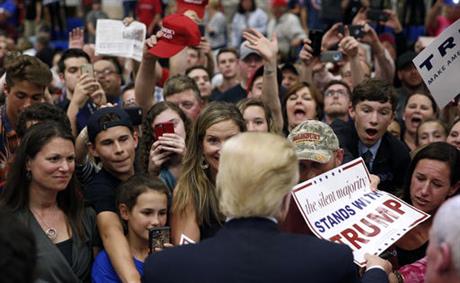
[394, 142, 460, 268]
[139, 102, 190, 193]
[0, 122, 98, 283]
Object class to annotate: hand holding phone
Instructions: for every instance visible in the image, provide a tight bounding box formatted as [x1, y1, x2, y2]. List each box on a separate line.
[320, 50, 343, 63]
[309, 29, 324, 56]
[80, 64, 94, 78]
[149, 226, 171, 254]
[349, 25, 364, 39]
[154, 122, 175, 140]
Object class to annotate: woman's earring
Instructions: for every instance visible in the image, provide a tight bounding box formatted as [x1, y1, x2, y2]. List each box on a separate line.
[200, 157, 209, 169]
[26, 170, 31, 180]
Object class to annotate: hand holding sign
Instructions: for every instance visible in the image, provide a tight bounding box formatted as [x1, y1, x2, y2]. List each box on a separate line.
[292, 157, 430, 266]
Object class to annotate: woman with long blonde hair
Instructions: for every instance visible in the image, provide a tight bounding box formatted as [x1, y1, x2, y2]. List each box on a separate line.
[171, 102, 246, 244]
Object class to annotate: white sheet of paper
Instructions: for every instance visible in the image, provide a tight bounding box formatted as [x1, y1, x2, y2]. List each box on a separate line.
[95, 19, 146, 62]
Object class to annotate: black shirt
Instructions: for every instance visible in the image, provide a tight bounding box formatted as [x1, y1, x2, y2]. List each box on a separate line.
[210, 84, 247, 104]
[84, 168, 121, 214]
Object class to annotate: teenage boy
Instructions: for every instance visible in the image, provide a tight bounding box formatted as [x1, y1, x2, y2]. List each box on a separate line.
[0, 54, 52, 186]
[331, 79, 410, 194]
[210, 48, 240, 98]
[85, 107, 140, 283]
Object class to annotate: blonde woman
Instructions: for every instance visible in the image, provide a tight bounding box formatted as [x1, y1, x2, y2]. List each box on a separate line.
[171, 102, 246, 244]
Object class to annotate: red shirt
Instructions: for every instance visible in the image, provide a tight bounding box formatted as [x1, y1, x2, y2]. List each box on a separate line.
[136, 0, 162, 28]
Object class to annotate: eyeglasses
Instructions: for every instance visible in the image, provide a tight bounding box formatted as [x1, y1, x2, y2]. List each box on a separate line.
[324, 89, 348, 97]
[94, 68, 117, 77]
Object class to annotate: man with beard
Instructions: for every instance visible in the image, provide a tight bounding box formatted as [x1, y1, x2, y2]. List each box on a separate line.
[322, 80, 352, 124]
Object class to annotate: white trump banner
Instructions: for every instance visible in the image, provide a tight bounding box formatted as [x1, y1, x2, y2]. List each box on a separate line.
[292, 158, 430, 266]
[413, 18, 460, 108]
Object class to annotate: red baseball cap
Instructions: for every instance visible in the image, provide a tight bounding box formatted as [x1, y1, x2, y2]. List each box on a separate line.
[272, 0, 288, 7]
[148, 14, 201, 58]
[177, 0, 209, 19]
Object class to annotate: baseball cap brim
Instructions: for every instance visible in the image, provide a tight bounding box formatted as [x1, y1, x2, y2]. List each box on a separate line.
[295, 149, 333, 164]
[148, 40, 186, 58]
[177, 4, 205, 19]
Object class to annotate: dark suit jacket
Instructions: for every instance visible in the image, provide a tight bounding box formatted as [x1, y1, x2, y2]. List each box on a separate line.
[143, 218, 388, 283]
[331, 119, 410, 195]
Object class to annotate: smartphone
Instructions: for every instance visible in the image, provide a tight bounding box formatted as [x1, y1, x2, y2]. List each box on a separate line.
[320, 50, 343, 63]
[349, 25, 364, 39]
[198, 24, 205, 37]
[367, 9, 389, 22]
[149, 226, 170, 254]
[154, 122, 175, 139]
[80, 63, 94, 78]
[124, 106, 143, 126]
[309, 29, 324, 57]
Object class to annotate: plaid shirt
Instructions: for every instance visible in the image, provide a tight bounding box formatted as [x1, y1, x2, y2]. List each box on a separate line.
[0, 105, 19, 187]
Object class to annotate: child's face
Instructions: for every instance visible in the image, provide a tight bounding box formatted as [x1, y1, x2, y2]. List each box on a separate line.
[125, 190, 168, 242]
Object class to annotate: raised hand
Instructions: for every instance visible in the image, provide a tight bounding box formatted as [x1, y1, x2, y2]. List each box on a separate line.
[299, 38, 314, 65]
[69, 27, 85, 49]
[339, 34, 360, 58]
[89, 81, 107, 107]
[382, 9, 402, 33]
[242, 29, 278, 63]
[321, 23, 345, 50]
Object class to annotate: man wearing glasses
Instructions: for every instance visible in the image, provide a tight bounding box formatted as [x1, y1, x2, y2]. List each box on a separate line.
[322, 80, 352, 125]
[94, 56, 123, 104]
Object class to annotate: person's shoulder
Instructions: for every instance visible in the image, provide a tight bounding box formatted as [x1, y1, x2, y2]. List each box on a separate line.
[143, 244, 200, 280]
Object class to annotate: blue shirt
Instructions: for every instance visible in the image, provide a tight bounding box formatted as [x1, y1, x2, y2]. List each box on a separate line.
[358, 139, 382, 171]
[92, 250, 144, 283]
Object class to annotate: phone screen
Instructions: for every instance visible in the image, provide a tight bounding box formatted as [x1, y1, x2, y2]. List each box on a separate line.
[154, 122, 175, 139]
[309, 29, 324, 57]
[149, 226, 170, 254]
[80, 64, 94, 78]
[320, 51, 343, 63]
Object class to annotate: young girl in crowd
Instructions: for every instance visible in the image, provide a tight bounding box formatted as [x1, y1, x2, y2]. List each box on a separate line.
[92, 175, 171, 282]
[415, 118, 447, 148]
[140, 102, 191, 193]
[447, 117, 460, 150]
[237, 98, 280, 134]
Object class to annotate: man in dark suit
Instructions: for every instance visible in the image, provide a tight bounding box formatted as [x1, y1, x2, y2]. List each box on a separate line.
[331, 79, 410, 195]
[143, 132, 391, 283]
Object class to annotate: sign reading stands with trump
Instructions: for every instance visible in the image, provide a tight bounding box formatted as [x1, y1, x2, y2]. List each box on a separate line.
[292, 158, 430, 266]
[413, 18, 460, 108]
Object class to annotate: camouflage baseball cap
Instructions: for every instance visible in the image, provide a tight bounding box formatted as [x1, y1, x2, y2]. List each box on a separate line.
[288, 120, 340, 163]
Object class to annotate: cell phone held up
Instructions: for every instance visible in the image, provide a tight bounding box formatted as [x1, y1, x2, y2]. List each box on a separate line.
[367, 9, 389, 22]
[309, 29, 324, 57]
[80, 63, 94, 78]
[149, 226, 170, 254]
[349, 25, 364, 39]
[154, 122, 175, 140]
[320, 51, 343, 63]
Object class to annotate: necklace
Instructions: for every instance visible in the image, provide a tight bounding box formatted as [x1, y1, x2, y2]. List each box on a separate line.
[30, 206, 59, 241]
